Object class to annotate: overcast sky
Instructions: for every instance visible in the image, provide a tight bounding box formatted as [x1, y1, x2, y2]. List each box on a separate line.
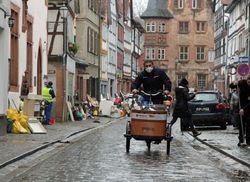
[133, 0, 148, 17]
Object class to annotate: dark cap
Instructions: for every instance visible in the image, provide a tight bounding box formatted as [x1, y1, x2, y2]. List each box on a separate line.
[48, 81, 53, 87]
[180, 78, 188, 86]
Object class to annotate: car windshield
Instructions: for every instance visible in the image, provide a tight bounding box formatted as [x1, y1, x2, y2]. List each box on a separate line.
[193, 93, 217, 101]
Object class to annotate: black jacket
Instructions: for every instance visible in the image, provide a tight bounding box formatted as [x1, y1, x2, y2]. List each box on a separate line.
[172, 84, 195, 118]
[238, 80, 250, 117]
[132, 68, 172, 93]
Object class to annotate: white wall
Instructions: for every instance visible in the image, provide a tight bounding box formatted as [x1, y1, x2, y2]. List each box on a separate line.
[8, 0, 48, 107]
[0, 1, 10, 114]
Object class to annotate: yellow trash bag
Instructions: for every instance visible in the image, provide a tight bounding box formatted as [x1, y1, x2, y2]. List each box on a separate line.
[18, 114, 30, 134]
[11, 120, 30, 134]
[7, 108, 19, 121]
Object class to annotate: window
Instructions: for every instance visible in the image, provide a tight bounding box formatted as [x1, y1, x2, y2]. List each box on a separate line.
[215, 40, 222, 58]
[158, 22, 166, 32]
[196, 46, 205, 60]
[146, 21, 156, 32]
[75, 0, 80, 14]
[10, 9, 19, 91]
[145, 48, 155, 60]
[151, 48, 155, 59]
[146, 22, 150, 32]
[146, 48, 150, 60]
[151, 22, 156, 32]
[88, 0, 98, 13]
[87, 27, 98, 55]
[179, 46, 188, 60]
[158, 48, 165, 60]
[196, 21, 206, 32]
[197, 74, 206, 88]
[192, 0, 201, 9]
[179, 21, 188, 33]
[174, 0, 184, 9]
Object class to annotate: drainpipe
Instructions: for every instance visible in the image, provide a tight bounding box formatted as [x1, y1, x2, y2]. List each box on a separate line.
[62, 7, 68, 122]
[98, 18, 101, 102]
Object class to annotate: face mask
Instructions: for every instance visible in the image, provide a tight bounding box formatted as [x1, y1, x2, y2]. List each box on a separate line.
[145, 67, 153, 73]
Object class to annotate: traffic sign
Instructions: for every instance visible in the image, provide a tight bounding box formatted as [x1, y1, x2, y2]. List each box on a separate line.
[239, 56, 249, 64]
[237, 64, 250, 76]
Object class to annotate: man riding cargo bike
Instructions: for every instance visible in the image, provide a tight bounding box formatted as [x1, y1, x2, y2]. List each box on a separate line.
[124, 60, 173, 155]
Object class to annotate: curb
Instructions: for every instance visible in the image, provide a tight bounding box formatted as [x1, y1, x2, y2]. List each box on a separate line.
[0, 140, 60, 169]
[188, 133, 250, 168]
[0, 117, 121, 170]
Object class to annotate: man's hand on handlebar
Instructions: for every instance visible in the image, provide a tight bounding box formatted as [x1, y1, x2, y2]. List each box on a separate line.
[132, 89, 139, 95]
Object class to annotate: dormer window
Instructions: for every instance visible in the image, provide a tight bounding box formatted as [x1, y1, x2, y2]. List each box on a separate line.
[146, 21, 156, 32]
[159, 22, 166, 32]
[174, 0, 184, 9]
[151, 22, 156, 32]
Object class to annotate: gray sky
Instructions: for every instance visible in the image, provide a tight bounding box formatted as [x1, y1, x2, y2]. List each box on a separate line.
[133, 0, 148, 17]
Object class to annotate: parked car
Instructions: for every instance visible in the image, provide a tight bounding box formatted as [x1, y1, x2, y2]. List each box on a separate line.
[182, 90, 229, 130]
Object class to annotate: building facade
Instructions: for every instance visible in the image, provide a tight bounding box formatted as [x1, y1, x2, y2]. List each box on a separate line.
[226, 0, 249, 84]
[0, 0, 11, 116]
[76, 0, 100, 99]
[107, 0, 118, 98]
[48, 0, 82, 121]
[8, 0, 48, 107]
[141, 0, 214, 91]
[213, 0, 229, 94]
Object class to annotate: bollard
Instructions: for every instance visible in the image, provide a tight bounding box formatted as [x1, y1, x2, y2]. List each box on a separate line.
[0, 115, 7, 136]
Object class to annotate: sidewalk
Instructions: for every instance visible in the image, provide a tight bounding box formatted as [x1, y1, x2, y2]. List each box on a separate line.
[0, 117, 114, 167]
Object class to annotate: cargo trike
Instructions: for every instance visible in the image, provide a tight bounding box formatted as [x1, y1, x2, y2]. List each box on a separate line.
[124, 91, 173, 155]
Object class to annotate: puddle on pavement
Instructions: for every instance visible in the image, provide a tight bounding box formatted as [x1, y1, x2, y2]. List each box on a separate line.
[214, 145, 231, 150]
[191, 145, 206, 151]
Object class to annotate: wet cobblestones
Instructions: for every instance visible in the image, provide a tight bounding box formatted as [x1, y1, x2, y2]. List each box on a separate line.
[7, 119, 250, 182]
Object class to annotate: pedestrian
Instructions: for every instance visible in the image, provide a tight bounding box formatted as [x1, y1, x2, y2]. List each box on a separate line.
[238, 75, 250, 146]
[131, 60, 172, 105]
[42, 81, 56, 125]
[229, 82, 239, 128]
[169, 78, 201, 137]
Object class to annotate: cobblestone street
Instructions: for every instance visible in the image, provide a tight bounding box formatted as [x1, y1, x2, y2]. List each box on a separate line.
[4, 118, 250, 182]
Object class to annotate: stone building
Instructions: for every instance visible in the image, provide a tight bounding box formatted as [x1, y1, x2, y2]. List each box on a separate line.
[8, 0, 48, 107]
[141, 0, 214, 91]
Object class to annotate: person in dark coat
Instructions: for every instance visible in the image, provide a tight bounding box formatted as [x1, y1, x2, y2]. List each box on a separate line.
[131, 60, 172, 104]
[238, 75, 250, 146]
[170, 78, 201, 136]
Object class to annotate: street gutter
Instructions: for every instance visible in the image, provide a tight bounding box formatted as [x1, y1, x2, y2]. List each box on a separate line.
[189, 133, 250, 168]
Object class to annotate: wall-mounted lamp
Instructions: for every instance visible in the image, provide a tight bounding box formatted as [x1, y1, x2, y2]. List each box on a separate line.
[0, 7, 15, 28]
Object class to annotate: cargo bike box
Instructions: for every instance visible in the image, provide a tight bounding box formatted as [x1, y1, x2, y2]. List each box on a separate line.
[124, 106, 172, 155]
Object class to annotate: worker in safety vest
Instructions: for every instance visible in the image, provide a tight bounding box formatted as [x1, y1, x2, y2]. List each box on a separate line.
[42, 81, 55, 125]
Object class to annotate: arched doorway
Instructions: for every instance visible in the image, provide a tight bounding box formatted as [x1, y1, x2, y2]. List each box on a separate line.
[37, 47, 42, 95]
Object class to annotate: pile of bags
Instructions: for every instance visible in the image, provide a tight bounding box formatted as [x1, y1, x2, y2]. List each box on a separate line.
[6, 108, 30, 134]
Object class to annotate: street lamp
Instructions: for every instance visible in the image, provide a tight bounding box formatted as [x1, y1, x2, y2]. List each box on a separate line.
[0, 7, 15, 28]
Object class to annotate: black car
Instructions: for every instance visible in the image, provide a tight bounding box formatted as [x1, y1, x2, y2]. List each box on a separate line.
[184, 90, 229, 130]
